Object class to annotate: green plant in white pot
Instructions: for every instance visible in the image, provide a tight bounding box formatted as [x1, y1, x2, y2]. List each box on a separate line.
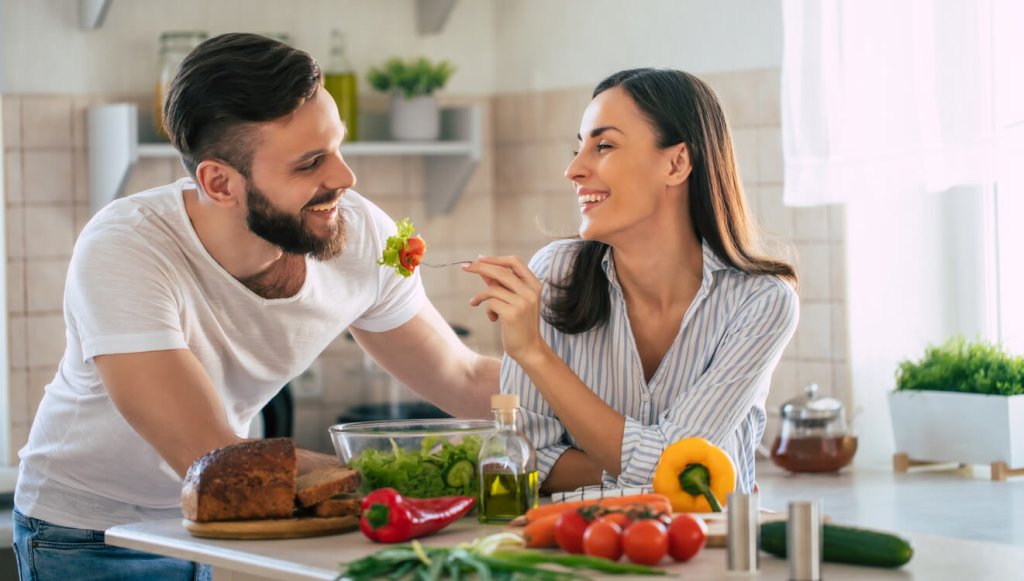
[889, 337, 1024, 480]
[367, 56, 455, 141]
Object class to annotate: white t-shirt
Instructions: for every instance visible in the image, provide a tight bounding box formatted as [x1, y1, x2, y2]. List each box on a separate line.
[15, 178, 425, 530]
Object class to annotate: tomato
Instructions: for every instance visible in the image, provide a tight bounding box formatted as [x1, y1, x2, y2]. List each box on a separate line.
[555, 510, 591, 554]
[597, 511, 632, 530]
[622, 519, 668, 565]
[667, 514, 708, 562]
[583, 519, 623, 561]
[398, 236, 426, 272]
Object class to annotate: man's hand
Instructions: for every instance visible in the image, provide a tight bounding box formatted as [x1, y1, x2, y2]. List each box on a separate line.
[350, 302, 500, 419]
[95, 349, 242, 478]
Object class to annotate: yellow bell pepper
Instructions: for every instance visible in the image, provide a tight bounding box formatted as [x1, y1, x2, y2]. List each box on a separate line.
[653, 437, 736, 513]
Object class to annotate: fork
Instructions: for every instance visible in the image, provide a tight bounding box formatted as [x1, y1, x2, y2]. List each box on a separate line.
[421, 259, 475, 268]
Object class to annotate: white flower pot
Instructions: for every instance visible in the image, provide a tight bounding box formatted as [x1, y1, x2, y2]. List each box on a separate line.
[389, 94, 440, 141]
[888, 390, 1024, 467]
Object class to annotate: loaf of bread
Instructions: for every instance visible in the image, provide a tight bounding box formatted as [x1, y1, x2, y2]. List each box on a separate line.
[312, 494, 362, 518]
[181, 438, 297, 522]
[295, 466, 361, 507]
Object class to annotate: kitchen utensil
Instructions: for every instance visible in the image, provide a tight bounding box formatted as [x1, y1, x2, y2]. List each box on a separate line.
[771, 383, 858, 473]
[726, 492, 760, 573]
[421, 259, 474, 268]
[787, 500, 823, 581]
[183, 515, 358, 540]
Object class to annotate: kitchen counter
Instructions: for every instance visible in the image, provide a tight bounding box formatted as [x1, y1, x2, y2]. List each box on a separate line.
[106, 462, 1024, 580]
[106, 518, 1024, 581]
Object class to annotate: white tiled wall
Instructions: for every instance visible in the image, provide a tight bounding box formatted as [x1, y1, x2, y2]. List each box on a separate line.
[2, 68, 851, 458]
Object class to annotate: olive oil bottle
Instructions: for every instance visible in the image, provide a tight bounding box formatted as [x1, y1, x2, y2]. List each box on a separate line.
[323, 29, 358, 141]
[477, 394, 539, 523]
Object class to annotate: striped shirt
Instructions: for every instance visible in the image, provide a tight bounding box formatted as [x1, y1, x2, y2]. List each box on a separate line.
[500, 239, 799, 492]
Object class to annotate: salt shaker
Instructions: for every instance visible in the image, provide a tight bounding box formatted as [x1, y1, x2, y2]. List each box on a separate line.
[726, 492, 759, 574]
[787, 500, 823, 581]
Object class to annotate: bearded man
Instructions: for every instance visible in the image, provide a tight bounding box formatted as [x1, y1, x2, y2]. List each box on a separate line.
[12, 33, 499, 580]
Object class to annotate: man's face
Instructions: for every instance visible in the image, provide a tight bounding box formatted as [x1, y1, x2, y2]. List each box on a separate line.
[245, 179, 347, 261]
[244, 85, 356, 261]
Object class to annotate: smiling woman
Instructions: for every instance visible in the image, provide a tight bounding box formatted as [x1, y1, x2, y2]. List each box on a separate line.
[464, 68, 799, 496]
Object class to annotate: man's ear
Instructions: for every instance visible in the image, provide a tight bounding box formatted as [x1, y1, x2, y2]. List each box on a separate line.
[666, 143, 692, 186]
[194, 160, 245, 208]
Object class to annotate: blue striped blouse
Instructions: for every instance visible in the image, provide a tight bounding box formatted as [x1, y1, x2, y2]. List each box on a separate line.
[500, 239, 799, 492]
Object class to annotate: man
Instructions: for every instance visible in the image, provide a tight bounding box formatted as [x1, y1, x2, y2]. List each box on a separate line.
[12, 33, 499, 580]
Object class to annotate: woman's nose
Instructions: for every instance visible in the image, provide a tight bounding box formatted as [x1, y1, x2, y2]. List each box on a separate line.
[564, 151, 587, 182]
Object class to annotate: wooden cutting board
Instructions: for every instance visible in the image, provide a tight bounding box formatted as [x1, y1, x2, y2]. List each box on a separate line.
[183, 515, 359, 540]
[694, 510, 788, 547]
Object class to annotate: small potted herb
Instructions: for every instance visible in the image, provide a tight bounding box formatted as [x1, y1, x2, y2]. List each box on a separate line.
[889, 337, 1024, 479]
[367, 56, 455, 141]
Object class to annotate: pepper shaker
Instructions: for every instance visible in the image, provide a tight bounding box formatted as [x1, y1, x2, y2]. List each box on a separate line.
[788, 500, 823, 581]
[726, 492, 759, 574]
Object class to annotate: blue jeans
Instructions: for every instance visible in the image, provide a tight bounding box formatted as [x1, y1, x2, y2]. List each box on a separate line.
[13, 508, 211, 581]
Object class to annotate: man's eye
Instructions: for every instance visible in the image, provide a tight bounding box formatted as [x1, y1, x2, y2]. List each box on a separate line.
[299, 157, 323, 171]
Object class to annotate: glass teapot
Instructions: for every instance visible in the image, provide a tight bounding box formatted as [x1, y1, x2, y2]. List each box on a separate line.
[770, 383, 857, 472]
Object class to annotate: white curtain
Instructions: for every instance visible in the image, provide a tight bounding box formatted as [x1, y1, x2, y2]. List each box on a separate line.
[781, 0, 1024, 207]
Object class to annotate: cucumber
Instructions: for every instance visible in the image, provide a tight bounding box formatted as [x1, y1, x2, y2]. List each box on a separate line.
[760, 521, 913, 568]
[443, 459, 475, 487]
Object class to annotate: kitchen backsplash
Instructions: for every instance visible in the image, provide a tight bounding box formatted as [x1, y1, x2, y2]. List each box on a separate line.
[2, 68, 849, 458]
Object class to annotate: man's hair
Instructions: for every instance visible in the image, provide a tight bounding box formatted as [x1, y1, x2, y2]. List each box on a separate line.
[163, 33, 322, 178]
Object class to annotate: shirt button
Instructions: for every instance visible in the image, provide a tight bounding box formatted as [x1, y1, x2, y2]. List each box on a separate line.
[641, 392, 650, 402]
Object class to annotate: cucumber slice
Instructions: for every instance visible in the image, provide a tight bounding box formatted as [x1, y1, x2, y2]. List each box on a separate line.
[443, 460, 475, 487]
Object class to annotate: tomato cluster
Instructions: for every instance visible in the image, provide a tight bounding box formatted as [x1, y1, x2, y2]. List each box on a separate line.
[554, 506, 708, 565]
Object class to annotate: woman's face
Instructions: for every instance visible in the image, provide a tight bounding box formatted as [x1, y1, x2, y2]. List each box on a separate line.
[565, 86, 684, 244]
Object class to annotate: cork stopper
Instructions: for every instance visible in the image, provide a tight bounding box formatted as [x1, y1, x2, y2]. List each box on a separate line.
[491, 394, 519, 410]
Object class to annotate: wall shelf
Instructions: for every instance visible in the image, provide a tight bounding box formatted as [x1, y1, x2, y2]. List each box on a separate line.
[87, 103, 481, 216]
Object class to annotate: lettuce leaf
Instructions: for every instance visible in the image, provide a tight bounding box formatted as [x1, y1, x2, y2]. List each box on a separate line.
[377, 218, 417, 277]
[350, 435, 483, 498]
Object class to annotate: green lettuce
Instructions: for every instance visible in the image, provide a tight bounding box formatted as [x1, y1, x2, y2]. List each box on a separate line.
[350, 435, 483, 498]
[377, 218, 417, 278]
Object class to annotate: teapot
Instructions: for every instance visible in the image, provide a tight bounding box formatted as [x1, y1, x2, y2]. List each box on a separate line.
[770, 383, 857, 472]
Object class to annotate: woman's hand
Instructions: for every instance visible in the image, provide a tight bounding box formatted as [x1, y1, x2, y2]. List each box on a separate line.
[463, 256, 548, 366]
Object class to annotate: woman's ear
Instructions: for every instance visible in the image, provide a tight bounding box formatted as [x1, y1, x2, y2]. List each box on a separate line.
[194, 160, 245, 208]
[666, 143, 692, 186]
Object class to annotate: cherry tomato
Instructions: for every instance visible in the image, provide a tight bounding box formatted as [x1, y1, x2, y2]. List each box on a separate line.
[667, 514, 708, 562]
[398, 236, 426, 272]
[598, 511, 633, 530]
[583, 519, 623, 561]
[555, 510, 591, 554]
[622, 519, 669, 565]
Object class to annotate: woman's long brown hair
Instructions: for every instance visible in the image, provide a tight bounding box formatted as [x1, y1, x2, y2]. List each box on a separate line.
[546, 68, 797, 335]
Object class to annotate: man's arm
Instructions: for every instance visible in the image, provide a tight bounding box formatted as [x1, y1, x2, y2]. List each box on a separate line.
[350, 302, 500, 419]
[97, 349, 343, 477]
[95, 349, 243, 478]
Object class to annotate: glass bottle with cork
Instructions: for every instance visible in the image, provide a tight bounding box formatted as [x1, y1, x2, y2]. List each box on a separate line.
[154, 31, 208, 140]
[323, 29, 359, 141]
[477, 394, 539, 523]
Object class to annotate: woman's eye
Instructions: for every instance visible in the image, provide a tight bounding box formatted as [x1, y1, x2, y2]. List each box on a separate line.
[596, 143, 612, 151]
[571, 149, 580, 157]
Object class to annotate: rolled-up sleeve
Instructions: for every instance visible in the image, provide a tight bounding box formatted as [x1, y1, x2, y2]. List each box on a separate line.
[613, 278, 799, 489]
[499, 242, 575, 483]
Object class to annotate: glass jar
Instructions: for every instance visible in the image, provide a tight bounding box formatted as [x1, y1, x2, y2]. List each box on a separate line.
[770, 383, 858, 472]
[477, 394, 539, 523]
[154, 31, 208, 140]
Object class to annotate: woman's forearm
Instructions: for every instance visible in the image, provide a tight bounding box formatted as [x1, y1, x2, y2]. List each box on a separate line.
[541, 449, 605, 494]
[519, 347, 626, 475]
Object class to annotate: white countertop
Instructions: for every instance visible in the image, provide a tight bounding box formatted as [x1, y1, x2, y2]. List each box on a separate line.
[106, 517, 1024, 581]
[105, 461, 1024, 580]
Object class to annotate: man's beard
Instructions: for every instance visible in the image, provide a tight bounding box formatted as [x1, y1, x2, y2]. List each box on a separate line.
[245, 182, 347, 261]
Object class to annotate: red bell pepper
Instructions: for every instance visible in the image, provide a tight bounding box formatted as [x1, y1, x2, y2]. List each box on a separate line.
[359, 488, 475, 543]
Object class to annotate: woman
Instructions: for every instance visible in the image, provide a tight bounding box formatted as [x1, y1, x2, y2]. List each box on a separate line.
[464, 68, 798, 494]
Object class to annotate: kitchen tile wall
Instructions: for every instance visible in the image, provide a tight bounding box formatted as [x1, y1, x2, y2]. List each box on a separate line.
[2, 68, 850, 459]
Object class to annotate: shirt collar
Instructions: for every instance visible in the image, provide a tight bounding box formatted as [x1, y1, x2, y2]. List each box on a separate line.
[600, 239, 735, 292]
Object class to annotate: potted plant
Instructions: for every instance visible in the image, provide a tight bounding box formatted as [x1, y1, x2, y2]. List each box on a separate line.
[889, 337, 1024, 480]
[367, 56, 455, 141]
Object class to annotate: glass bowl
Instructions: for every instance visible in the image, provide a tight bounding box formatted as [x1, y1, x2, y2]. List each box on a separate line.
[329, 418, 494, 498]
